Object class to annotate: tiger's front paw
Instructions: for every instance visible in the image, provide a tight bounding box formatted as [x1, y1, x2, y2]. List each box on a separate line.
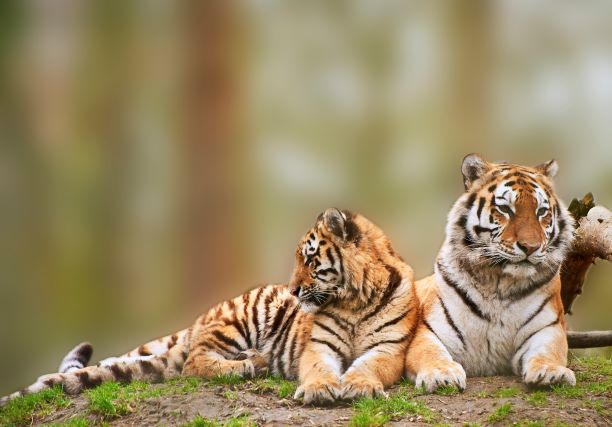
[414, 360, 466, 393]
[340, 374, 387, 400]
[294, 377, 342, 405]
[523, 363, 576, 388]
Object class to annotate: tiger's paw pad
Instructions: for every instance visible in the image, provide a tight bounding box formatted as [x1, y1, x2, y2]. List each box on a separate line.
[340, 377, 387, 400]
[294, 379, 342, 405]
[523, 364, 576, 387]
[415, 361, 466, 394]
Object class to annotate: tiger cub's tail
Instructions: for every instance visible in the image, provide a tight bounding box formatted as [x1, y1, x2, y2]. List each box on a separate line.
[59, 342, 94, 374]
[0, 332, 190, 408]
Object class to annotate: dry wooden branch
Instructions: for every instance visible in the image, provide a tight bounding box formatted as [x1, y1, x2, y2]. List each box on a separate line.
[567, 331, 612, 348]
[560, 195, 612, 314]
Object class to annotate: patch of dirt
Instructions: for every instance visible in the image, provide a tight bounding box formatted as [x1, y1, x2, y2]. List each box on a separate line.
[37, 362, 611, 426]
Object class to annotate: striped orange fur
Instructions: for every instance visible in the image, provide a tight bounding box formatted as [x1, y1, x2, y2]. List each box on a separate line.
[405, 155, 576, 392]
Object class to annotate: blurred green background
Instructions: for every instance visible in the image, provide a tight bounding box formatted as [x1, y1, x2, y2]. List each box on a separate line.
[1, 0, 611, 395]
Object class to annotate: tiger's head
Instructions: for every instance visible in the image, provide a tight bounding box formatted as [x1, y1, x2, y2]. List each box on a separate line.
[446, 154, 574, 278]
[289, 208, 406, 312]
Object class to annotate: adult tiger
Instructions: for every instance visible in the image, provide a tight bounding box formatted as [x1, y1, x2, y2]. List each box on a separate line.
[1, 209, 417, 406]
[405, 154, 576, 392]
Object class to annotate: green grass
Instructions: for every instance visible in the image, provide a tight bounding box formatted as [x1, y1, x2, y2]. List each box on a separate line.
[524, 391, 547, 406]
[48, 416, 92, 427]
[182, 415, 255, 427]
[208, 374, 247, 386]
[494, 387, 520, 398]
[249, 376, 297, 399]
[0, 385, 70, 426]
[486, 402, 512, 424]
[434, 385, 459, 396]
[349, 391, 436, 426]
[516, 420, 544, 427]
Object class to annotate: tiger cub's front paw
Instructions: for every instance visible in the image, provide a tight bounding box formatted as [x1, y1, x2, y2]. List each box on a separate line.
[294, 376, 342, 405]
[340, 373, 387, 400]
[415, 360, 466, 393]
[523, 362, 576, 388]
[234, 349, 269, 377]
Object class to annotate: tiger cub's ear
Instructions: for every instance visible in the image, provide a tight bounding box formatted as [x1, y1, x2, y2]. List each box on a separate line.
[461, 153, 491, 191]
[535, 159, 559, 179]
[321, 208, 360, 243]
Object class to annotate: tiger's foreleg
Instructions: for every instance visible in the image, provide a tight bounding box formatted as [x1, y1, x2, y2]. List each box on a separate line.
[512, 301, 575, 387]
[404, 323, 466, 393]
[293, 341, 343, 405]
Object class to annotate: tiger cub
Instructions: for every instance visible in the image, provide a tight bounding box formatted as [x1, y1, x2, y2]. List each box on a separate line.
[405, 154, 575, 392]
[1, 208, 416, 406]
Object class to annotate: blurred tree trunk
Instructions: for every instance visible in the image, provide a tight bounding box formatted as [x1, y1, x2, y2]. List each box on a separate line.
[180, 0, 247, 306]
[443, 1, 492, 156]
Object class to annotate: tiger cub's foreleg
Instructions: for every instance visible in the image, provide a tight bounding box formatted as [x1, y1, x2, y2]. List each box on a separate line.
[340, 342, 406, 400]
[293, 341, 342, 405]
[404, 323, 467, 393]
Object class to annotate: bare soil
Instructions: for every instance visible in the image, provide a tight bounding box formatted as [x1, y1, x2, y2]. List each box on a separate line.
[37, 361, 611, 426]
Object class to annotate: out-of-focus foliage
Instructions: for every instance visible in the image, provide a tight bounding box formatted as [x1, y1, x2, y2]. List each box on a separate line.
[0, 0, 610, 394]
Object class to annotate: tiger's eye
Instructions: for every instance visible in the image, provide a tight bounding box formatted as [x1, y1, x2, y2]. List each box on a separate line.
[497, 205, 513, 216]
[537, 207, 548, 217]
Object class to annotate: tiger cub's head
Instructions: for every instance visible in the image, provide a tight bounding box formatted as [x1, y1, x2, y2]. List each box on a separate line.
[289, 208, 405, 312]
[447, 154, 574, 277]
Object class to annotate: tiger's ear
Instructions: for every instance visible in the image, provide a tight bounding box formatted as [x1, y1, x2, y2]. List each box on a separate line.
[461, 153, 490, 191]
[535, 159, 558, 178]
[321, 208, 359, 242]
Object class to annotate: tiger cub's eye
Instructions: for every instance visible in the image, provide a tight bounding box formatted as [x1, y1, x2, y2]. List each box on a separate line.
[537, 207, 549, 217]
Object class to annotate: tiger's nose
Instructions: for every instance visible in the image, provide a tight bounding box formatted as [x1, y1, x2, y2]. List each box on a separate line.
[517, 241, 539, 256]
[290, 286, 301, 297]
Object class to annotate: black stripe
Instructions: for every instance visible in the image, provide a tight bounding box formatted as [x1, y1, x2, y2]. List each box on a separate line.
[318, 310, 351, 332]
[212, 330, 243, 352]
[476, 197, 485, 218]
[361, 265, 403, 323]
[438, 295, 465, 346]
[515, 317, 560, 355]
[519, 295, 553, 330]
[488, 184, 497, 192]
[473, 225, 494, 235]
[372, 309, 411, 334]
[272, 306, 299, 375]
[286, 316, 302, 378]
[503, 269, 557, 301]
[456, 214, 467, 228]
[364, 334, 410, 352]
[251, 287, 263, 349]
[140, 360, 163, 382]
[310, 338, 349, 372]
[423, 320, 442, 342]
[110, 364, 133, 383]
[76, 371, 102, 389]
[315, 320, 349, 346]
[270, 298, 290, 334]
[437, 262, 490, 321]
[275, 308, 300, 377]
[465, 192, 477, 208]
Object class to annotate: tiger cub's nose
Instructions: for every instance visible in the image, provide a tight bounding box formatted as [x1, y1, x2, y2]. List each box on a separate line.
[290, 286, 301, 297]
